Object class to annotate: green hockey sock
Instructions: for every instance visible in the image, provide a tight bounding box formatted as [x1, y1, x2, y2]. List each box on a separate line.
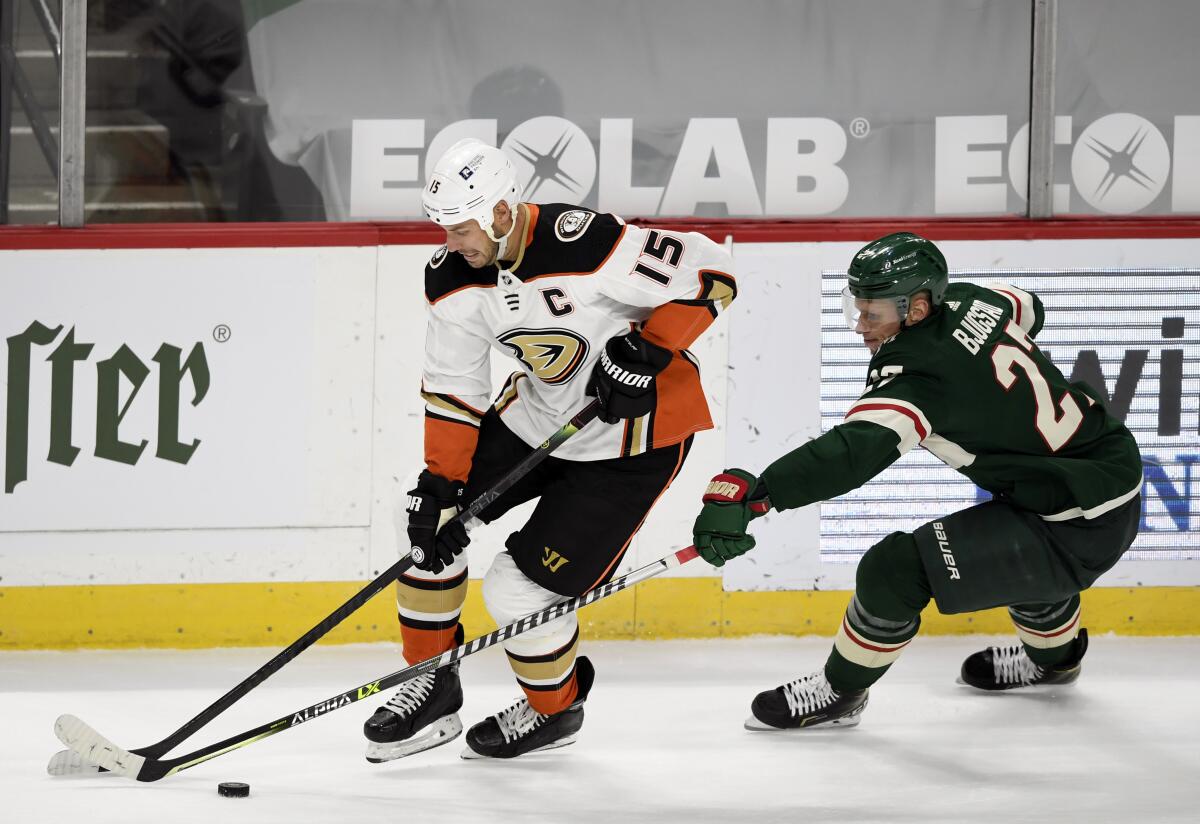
[1010, 596, 1082, 667]
[824, 532, 932, 692]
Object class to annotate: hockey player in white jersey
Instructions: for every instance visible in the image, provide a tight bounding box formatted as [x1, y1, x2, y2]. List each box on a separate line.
[363, 138, 737, 760]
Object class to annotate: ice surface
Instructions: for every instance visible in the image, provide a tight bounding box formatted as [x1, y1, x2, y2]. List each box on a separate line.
[4, 635, 1198, 824]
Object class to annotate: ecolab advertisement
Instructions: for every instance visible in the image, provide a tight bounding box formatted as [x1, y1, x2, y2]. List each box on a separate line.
[349, 114, 1200, 220]
[245, 0, 1198, 221]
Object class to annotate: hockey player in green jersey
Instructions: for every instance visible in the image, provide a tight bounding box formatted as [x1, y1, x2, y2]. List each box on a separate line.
[693, 232, 1142, 730]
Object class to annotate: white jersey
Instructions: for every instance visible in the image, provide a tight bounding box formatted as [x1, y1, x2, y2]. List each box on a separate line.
[420, 202, 737, 480]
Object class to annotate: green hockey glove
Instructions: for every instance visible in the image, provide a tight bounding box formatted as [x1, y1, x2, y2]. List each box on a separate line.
[692, 468, 771, 567]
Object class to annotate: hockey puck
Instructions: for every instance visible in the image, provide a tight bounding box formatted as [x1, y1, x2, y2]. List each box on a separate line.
[217, 782, 250, 798]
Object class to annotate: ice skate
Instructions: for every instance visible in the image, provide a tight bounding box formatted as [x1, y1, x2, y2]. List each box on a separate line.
[746, 670, 868, 730]
[959, 628, 1089, 691]
[363, 664, 463, 762]
[462, 657, 595, 759]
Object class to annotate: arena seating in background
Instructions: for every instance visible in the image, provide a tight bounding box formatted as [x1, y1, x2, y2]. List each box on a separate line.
[2, 0, 322, 224]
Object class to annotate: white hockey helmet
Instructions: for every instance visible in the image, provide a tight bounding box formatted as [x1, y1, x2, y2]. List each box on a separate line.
[422, 138, 523, 242]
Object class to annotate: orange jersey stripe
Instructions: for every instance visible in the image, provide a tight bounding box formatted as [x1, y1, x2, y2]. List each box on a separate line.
[641, 267, 736, 350]
[648, 356, 713, 450]
[523, 204, 539, 248]
[641, 302, 716, 351]
[424, 415, 480, 483]
[427, 281, 495, 306]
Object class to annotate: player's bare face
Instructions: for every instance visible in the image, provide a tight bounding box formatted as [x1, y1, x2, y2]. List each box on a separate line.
[443, 220, 499, 268]
[854, 298, 902, 354]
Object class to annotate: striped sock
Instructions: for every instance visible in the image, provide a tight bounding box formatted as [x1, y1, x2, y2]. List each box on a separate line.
[824, 594, 921, 692]
[1009, 596, 1082, 667]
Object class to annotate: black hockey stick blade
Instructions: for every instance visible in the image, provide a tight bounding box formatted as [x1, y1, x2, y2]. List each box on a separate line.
[54, 544, 698, 782]
[48, 400, 600, 776]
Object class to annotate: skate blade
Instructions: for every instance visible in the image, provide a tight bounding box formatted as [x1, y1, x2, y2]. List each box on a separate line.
[459, 733, 578, 760]
[744, 713, 862, 732]
[365, 714, 463, 763]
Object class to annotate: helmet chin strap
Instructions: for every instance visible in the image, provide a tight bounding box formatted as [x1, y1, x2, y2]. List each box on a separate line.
[485, 200, 519, 263]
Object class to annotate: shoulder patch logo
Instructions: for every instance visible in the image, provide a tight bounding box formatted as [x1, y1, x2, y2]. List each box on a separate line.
[554, 209, 596, 242]
[430, 245, 448, 269]
[498, 328, 590, 385]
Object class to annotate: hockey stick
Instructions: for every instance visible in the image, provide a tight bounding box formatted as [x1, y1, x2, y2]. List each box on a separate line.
[54, 544, 700, 781]
[47, 400, 600, 777]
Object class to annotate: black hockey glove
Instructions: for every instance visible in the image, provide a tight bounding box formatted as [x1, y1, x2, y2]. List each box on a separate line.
[406, 470, 470, 574]
[586, 331, 673, 425]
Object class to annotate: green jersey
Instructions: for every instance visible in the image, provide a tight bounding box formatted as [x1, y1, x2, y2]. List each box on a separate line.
[762, 281, 1142, 521]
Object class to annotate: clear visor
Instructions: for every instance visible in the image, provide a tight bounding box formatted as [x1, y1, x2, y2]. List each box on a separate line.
[840, 288, 906, 331]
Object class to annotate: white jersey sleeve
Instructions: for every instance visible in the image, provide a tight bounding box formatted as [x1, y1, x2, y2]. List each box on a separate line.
[595, 227, 737, 349]
[421, 299, 492, 411]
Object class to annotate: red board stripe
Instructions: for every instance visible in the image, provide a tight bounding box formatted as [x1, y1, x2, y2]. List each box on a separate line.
[3, 217, 1200, 251]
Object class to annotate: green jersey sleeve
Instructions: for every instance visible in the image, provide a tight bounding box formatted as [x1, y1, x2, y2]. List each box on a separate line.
[760, 331, 944, 513]
[760, 420, 904, 512]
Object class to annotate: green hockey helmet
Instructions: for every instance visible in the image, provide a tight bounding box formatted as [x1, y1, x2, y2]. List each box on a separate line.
[843, 232, 948, 328]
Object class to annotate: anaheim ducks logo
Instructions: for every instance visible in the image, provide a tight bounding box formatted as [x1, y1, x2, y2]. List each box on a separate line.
[554, 209, 595, 242]
[497, 328, 590, 384]
[430, 245, 448, 268]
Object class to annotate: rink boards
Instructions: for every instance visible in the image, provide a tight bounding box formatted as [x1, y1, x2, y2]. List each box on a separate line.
[1, 224, 1198, 647]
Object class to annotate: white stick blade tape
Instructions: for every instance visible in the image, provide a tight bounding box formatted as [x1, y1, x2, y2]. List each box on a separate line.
[46, 748, 103, 776]
[54, 715, 146, 778]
